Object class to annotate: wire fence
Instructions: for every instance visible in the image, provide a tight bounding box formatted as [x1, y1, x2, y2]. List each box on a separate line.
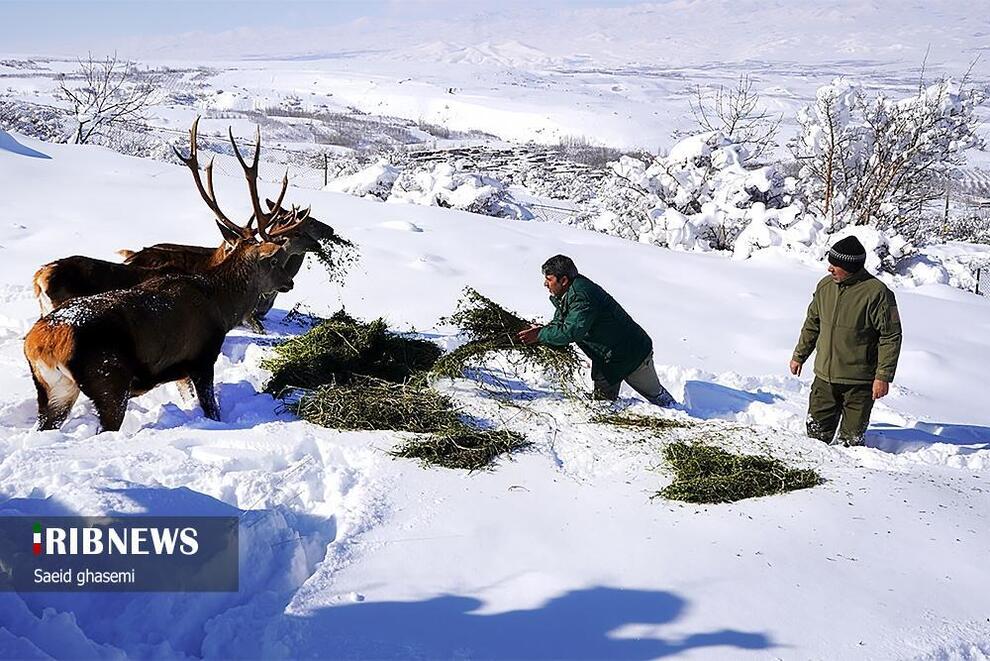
[528, 202, 581, 224]
[978, 267, 990, 296]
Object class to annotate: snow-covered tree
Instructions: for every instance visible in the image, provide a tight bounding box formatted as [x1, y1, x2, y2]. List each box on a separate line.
[792, 76, 986, 234]
[690, 74, 782, 162]
[583, 132, 799, 252]
[388, 163, 533, 220]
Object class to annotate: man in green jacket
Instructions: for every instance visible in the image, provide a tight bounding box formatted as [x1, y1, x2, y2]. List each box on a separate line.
[790, 236, 903, 446]
[517, 255, 676, 406]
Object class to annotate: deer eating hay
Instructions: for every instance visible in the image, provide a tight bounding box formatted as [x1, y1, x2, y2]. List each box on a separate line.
[23, 124, 317, 433]
[33, 118, 351, 330]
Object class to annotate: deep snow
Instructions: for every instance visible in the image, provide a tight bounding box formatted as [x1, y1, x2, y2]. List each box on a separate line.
[1, 131, 989, 659]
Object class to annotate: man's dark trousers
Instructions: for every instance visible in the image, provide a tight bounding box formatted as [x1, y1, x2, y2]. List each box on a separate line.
[807, 377, 874, 446]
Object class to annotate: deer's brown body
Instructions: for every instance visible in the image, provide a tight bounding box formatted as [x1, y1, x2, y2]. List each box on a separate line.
[33, 252, 225, 315]
[25, 240, 292, 432]
[118, 243, 224, 272]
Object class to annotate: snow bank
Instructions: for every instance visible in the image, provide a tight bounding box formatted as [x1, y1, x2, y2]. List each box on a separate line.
[325, 160, 400, 200]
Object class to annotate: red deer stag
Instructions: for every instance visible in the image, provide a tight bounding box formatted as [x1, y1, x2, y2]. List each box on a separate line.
[23, 212, 302, 432]
[118, 121, 350, 328]
[23, 127, 311, 433]
[32, 118, 270, 316]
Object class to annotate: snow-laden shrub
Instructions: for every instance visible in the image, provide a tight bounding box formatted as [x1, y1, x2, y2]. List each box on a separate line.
[581, 132, 800, 252]
[940, 212, 990, 245]
[894, 241, 990, 290]
[325, 160, 400, 200]
[388, 162, 533, 220]
[791, 76, 985, 233]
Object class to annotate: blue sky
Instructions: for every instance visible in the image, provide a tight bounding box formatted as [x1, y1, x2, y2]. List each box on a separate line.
[0, 0, 629, 54]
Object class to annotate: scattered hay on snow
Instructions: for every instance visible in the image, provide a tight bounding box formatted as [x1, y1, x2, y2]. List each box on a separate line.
[591, 411, 691, 431]
[432, 287, 584, 394]
[657, 441, 822, 504]
[263, 310, 443, 395]
[283, 375, 529, 471]
[390, 426, 531, 471]
[287, 376, 459, 432]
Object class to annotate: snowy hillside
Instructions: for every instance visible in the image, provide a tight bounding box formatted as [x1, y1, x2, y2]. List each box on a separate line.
[1, 131, 990, 658]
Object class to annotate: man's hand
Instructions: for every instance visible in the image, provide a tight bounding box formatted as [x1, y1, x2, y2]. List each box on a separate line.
[516, 325, 542, 346]
[789, 359, 803, 376]
[872, 379, 889, 400]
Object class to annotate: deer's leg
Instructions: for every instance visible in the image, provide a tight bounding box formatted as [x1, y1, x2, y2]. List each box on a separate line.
[190, 363, 221, 421]
[73, 352, 132, 433]
[91, 385, 131, 433]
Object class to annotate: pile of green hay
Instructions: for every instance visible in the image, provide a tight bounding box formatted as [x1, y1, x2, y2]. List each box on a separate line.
[285, 376, 529, 471]
[288, 376, 460, 432]
[263, 310, 443, 394]
[658, 441, 822, 504]
[390, 426, 531, 471]
[432, 287, 584, 393]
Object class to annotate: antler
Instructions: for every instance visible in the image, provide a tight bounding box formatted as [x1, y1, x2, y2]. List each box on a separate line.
[266, 204, 311, 239]
[228, 126, 290, 242]
[172, 117, 255, 242]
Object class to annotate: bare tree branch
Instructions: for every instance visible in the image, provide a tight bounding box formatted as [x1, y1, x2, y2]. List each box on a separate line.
[56, 52, 161, 144]
[690, 74, 782, 161]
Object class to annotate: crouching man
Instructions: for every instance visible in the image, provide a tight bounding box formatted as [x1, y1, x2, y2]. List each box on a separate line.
[790, 236, 903, 446]
[517, 254, 675, 407]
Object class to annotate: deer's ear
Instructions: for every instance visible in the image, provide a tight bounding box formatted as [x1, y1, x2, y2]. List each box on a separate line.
[265, 198, 278, 211]
[257, 242, 283, 259]
[216, 219, 243, 243]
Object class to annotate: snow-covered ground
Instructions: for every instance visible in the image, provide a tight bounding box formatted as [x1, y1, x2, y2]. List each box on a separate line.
[1, 130, 990, 659]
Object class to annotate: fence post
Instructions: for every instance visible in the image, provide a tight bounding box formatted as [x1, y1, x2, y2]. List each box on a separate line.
[323, 153, 328, 188]
[978, 268, 982, 296]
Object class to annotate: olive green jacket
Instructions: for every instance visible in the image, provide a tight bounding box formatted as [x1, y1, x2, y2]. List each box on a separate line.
[792, 270, 902, 384]
[538, 275, 652, 385]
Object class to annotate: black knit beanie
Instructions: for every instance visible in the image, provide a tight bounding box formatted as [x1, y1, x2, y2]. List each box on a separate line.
[827, 236, 867, 271]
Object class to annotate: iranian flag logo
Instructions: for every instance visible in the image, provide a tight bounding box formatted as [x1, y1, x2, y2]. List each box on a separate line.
[33, 522, 41, 555]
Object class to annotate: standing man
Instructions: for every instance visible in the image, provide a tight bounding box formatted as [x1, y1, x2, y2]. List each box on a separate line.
[790, 236, 903, 446]
[517, 254, 676, 407]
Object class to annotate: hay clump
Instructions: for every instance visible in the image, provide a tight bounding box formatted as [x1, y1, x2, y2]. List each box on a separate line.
[658, 441, 822, 504]
[287, 376, 459, 432]
[592, 411, 691, 431]
[263, 311, 443, 394]
[311, 233, 359, 285]
[432, 287, 583, 392]
[390, 427, 531, 471]
[284, 376, 530, 471]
